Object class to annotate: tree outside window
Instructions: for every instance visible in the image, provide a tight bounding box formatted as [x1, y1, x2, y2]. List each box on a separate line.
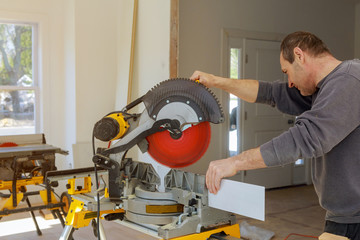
[0, 22, 37, 136]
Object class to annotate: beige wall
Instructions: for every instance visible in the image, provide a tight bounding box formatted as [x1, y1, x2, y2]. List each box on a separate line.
[355, 2, 360, 58]
[179, 0, 356, 77]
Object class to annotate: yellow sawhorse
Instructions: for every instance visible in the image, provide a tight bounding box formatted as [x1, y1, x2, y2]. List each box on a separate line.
[0, 176, 65, 236]
[59, 196, 125, 240]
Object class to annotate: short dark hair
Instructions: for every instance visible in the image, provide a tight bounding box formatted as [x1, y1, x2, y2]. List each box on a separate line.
[280, 31, 331, 63]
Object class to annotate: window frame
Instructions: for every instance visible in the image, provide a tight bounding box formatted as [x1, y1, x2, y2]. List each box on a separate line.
[0, 20, 40, 135]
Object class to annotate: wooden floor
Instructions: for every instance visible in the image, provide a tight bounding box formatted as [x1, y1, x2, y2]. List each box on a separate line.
[0, 185, 325, 240]
[237, 184, 325, 240]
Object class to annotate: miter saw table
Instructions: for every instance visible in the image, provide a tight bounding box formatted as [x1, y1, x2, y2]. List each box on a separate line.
[56, 78, 243, 239]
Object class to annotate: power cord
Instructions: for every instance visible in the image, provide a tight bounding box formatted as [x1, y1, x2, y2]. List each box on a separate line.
[283, 233, 318, 240]
[92, 129, 101, 240]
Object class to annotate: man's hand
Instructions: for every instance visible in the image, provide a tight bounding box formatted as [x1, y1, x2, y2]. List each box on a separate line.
[190, 70, 259, 103]
[206, 147, 266, 194]
[206, 158, 238, 194]
[190, 70, 220, 88]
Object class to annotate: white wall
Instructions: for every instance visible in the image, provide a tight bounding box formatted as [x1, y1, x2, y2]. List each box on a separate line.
[63, 0, 76, 169]
[114, 0, 171, 163]
[72, 0, 170, 167]
[71, 0, 119, 168]
[178, 0, 357, 174]
[115, 0, 170, 126]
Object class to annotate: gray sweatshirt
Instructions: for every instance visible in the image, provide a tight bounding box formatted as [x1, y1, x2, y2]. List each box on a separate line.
[257, 59, 360, 223]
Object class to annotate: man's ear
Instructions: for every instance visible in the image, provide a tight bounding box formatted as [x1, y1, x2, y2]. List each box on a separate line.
[293, 47, 305, 63]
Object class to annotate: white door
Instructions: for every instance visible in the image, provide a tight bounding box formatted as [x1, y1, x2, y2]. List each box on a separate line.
[228, 38, 305, 188]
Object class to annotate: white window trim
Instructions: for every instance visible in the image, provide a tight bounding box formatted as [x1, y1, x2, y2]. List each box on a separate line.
[0, 11, 50, 136]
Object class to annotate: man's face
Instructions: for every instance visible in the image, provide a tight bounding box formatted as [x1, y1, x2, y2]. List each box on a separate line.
[280, 52, 316, 96]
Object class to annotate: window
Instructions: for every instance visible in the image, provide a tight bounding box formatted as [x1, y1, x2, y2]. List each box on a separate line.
[0, 22, 38, 136]
[228, 48, 241, 156]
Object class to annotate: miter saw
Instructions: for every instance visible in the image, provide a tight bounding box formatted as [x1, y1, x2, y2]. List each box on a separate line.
[56, 78, 241, 240]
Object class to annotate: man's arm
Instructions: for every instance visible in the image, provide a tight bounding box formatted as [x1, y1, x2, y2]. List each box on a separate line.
[190, 71, 265, 194]
[206, 147, 267, 194]
[190, 70, 259, 103]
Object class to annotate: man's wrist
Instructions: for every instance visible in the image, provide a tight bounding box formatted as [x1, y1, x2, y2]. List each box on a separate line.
[232, 157, 242, 172]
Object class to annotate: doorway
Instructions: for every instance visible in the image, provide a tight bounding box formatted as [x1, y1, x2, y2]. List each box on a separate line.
[223, 30, 310, 188]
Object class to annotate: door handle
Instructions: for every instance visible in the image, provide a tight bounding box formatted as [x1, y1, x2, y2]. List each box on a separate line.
[288, 119, 294, 124]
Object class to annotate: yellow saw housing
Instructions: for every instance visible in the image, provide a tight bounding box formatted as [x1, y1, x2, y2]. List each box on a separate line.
[108, 113, 129, 139]
[94, 113, 130, 141]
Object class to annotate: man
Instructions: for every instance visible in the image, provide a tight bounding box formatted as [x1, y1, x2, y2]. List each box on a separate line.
[190, 31, 360, 239]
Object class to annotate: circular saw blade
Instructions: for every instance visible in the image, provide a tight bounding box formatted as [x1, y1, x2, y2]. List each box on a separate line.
[146, 121, 211, 168]
[143, 78, 224, 124]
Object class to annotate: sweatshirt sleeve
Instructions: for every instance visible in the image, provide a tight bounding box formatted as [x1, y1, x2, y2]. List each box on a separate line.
[260, 74, 360, 167]
[256, 80, 312, 116]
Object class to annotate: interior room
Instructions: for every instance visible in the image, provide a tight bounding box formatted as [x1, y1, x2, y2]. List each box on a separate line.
[1, 0, 360, 239]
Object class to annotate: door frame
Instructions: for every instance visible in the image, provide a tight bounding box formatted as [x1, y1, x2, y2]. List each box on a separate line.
[220, 29, 312, 185]
[220, 29, 285, 79]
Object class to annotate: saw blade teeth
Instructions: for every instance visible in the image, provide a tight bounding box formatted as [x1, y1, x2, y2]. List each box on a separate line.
[142, 78, 224, 124]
